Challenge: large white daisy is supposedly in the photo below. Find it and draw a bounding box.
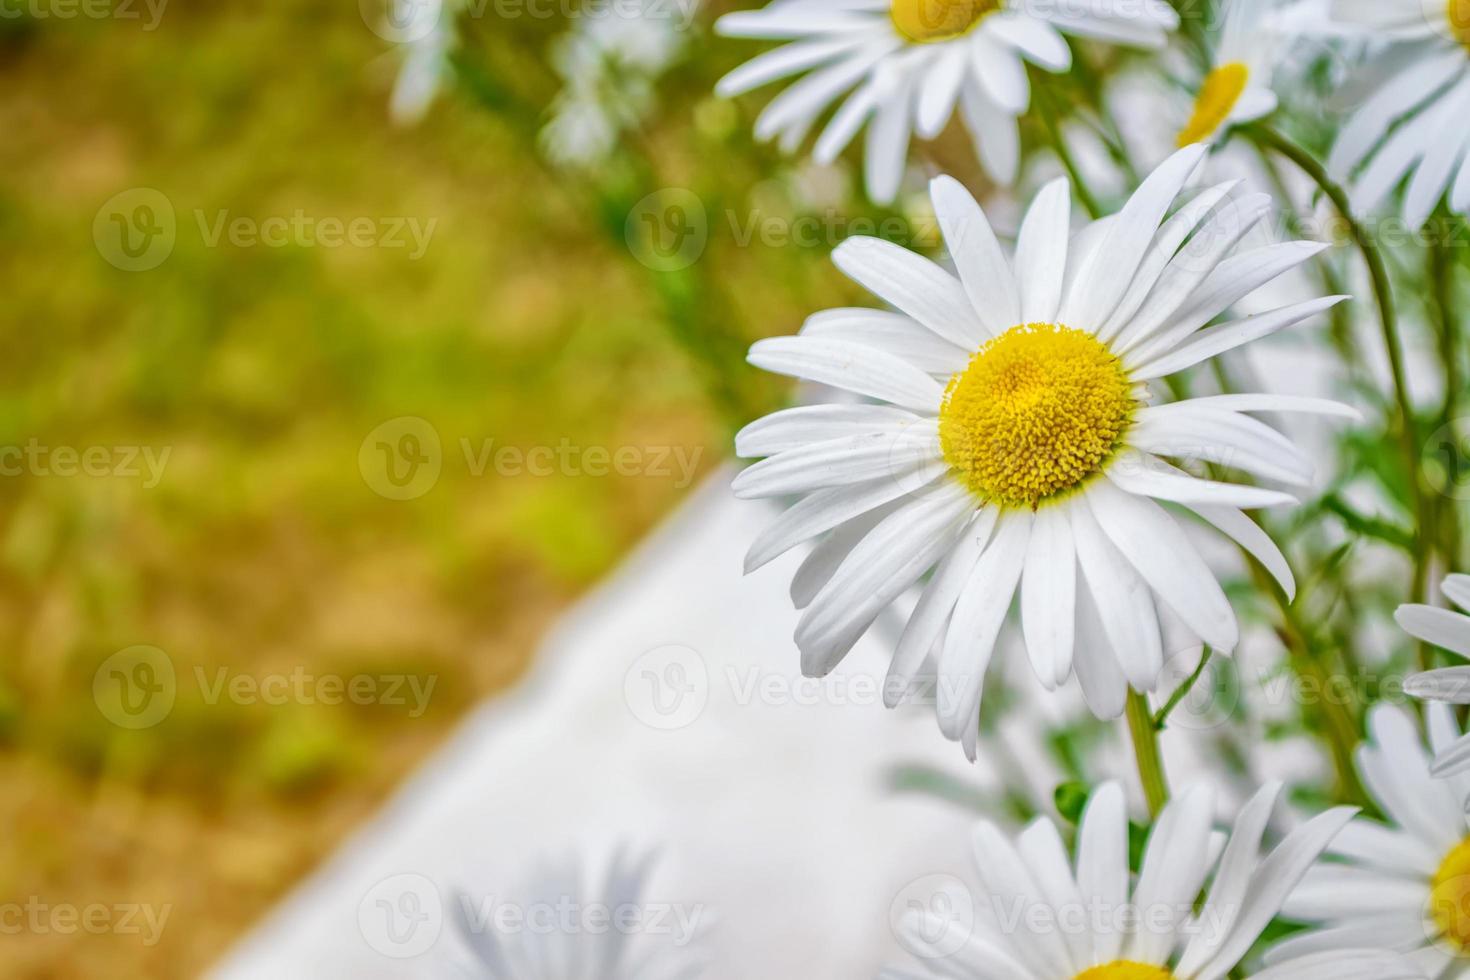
[1398,573,1470,777]
[1270,703,1470,978]
[882,780,1417,980]
[714,0,1179,204]
[1326,0,1470,227]
[734,144,1352,756]
[1176,0,1281,147]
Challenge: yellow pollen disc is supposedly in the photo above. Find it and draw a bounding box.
[1074,962,1174,980]
[1450,0,1470,50]
[1177,62,1250,147]
[938,323,1135,509]
[891,0,1000,43]
[1431,837,1470,950]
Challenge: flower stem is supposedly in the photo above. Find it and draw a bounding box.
[1246,124,1432,653]
[1126,689,1169,819]
[1037,83,1103,219]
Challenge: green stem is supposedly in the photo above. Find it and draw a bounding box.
[1126,690,1169,818]
[1247,123,1432,658]
[1037,83,1103,219]
[1432,229,1463,572]
[1154,647,1212,728]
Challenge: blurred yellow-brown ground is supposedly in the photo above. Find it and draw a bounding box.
[0,0,881,975]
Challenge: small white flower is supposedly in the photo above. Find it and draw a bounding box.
[715,0,1179,204]
[735,145,1353,756]
[1271,703,1470,977]
[1399,573,1470,777]
[452,850,703,979]
[1325,0,1470,226]
[883,780,1416,980]
[1176,0,1281,147]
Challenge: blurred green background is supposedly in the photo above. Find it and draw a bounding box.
[0,0,882,974]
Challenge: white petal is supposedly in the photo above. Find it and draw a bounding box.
[1089,476,1239,652]
[929,175,1020,336]
[1071,498,1164,690]
[1395,603,1470,658]
[1128,296,1350,380]
[736,402,923,457]
[796,482,973,675]
[832,236,987,348]
[886,507,999,706]
[1013,176,1072,324]
[1075,781,1129,965]
[1021,504,1077,689]
[936,512,1030,738]
[748,335,946,412]
[1066,144,1207,329]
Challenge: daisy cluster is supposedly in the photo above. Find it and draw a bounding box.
[394,0,1470,975]
[716,0,1470,976]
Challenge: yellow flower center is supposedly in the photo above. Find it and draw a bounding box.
[1075,963,1174,980]
[1451,0,1470,50]
[938,323,1136,509]
[1178,62,1250,147]
[890,0,1000,43]
[1431,837,1470,951]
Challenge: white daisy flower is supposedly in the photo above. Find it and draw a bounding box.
[452,849,703,979]
[1398,573,1470,777]
[1270,703,1470,977]
[734,144,1352,756]
[1176,0,1281,147]
[1326,0,1470,227]
[883,780,1417,980]
[714,0,1180,204]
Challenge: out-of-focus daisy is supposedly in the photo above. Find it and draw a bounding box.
[1399,573,1470,776]
[385,0,461,125]
[453,849,704,979]
[1177,0,1281,146]
[1326,0,1470,226]
[735,145,1352,755]
[540,0,697,169]
[714,0,1179,204]
[1271,703,1470,976]
[883,780,1414,980]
